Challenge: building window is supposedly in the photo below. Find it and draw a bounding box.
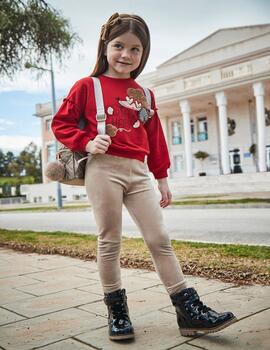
[47,144,55,162]
[45,119,51,132]
[191,119,195,142]
[172,121,182,145]
[173,154,184,172]
[197,117,208,141]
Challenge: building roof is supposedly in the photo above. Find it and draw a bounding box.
[158,24,270,68]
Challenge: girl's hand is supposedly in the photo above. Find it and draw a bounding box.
[157,178,172,208]
[85,135,112,154]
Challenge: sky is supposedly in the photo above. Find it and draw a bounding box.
[1,0,270,154]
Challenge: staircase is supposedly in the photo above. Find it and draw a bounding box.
[168,172,270,197]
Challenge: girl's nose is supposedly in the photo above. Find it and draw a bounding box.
[121,49,131,58]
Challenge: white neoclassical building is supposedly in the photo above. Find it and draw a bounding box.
[138,24,270,179]
[22,24,270,203]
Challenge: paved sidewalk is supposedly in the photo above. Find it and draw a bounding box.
[0,248,269,350]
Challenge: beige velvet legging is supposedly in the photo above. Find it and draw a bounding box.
[85,154,187,296]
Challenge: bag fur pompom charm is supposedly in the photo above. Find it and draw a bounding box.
[45,162,65,181]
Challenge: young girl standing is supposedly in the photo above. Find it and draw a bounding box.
[52,12,237,341]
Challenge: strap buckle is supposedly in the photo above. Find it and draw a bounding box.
[96,113,106,122]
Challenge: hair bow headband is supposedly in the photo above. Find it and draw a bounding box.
[100,13,123,41]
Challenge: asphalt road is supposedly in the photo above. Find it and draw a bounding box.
[1,207,269,245]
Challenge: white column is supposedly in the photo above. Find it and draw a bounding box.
[179,100,193,177]
[160,116,169,144]
[253,82,266,172]
[215,91,230,174]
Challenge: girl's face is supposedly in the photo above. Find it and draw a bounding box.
[104,32,143,78]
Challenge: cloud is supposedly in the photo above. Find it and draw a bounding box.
[0,135,41,154]
[0,118,15,126]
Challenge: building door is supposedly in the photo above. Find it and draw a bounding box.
[229,148,243,173]
[266,145,270,171]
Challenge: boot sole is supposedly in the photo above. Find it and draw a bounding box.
[180,316,238,337]
[109,333,135,340]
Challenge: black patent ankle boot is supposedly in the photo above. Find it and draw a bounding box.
[170,287,237,337]
[104,288,135,340]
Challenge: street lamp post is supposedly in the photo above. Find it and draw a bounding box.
[25,55,63,209]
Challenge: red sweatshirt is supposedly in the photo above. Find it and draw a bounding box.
[51,75,170,179]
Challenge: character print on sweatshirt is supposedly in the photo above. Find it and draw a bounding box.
[105,88,155,137]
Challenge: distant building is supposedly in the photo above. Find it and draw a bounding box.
[27,24,270,203]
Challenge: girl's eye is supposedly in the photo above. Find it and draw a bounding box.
[132,47,140,52]
[114,44,122,49]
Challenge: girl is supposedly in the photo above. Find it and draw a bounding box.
[52,12,237,341]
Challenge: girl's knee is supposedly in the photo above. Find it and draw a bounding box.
[98,239,121,260]
[144,233,171,252]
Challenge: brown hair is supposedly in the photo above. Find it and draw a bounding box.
[90,13,150,79]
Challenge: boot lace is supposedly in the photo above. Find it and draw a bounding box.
[111,300,129,321]
[193,300,211,313]
[186,289,212,314]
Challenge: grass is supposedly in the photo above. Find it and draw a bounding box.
[0,228,269,286]
[0,204,91,212]
[172,198,270,206]
[0,198,269,212]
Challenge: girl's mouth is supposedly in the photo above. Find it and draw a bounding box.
[117,61,132,65]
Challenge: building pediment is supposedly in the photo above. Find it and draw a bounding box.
[158,24,270,69]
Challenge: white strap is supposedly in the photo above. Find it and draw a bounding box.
[92,77,106,135]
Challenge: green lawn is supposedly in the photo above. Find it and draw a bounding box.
[0,228,269,286]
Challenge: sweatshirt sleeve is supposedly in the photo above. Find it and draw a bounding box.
[144,89,171,179]
[51,78,92,152]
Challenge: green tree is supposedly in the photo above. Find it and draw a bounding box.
[0,150,6,176]
[4,142,42,182]
[19,142,42,182]
[0,0,81,78]
[7,158,24,177]
[0,150,16,176]
[12,142,42,181]
[0,146,40,196]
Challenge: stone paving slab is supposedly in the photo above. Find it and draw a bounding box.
[0,265,42,279]
[134,270,161,281]
[0,307,26,326]
[2,289,103,318]
[39,338,98,349]
[78,275,162,296]
[0,287,35,304]
[146,275,235,296]
[0,252,77,270]
[23,265,98,282]
[0,308,106,350]
[0,275,43,289]
[165,345,199,350]
[88,266,148,277]
[15,276,98,296]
